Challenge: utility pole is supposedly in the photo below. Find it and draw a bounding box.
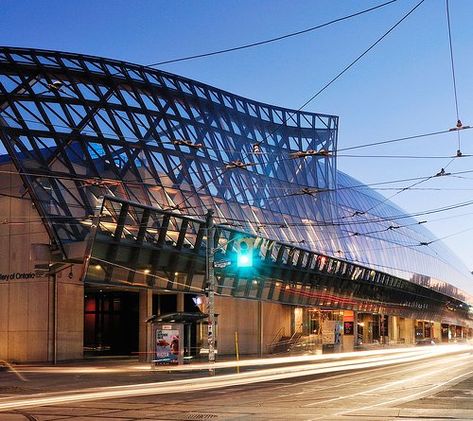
[205,209,216,368]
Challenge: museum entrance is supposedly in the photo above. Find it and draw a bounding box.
[84,288,207,357]
[84,289,139,356]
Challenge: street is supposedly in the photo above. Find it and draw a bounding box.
[0,346,472,420]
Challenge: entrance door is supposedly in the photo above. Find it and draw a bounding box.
[84,290,139,355]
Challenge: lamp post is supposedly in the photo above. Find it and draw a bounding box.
[205,209,216,368]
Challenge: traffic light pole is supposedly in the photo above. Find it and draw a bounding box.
[205,209,216,369]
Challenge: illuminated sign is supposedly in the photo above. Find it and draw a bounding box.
[154,323,184,365]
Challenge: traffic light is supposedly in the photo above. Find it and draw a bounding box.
[234,237,255,268]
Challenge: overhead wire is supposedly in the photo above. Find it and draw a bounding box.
[5,95,473,168]
[0,0,470,267]
[340,0,466,223]
[293,0,427,111]
[337,128,457,152]
[147,0,400,67]
[338,153,473,159]
[445,0,462,152]
[347,154,457,220]
[216,0,428,175]
[4,163,473,226]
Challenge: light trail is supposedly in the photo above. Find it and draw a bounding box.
[152,344,471,371]
[0,360,27,382]
[271,351,462,397]
[304,352,472,407]
[14,345,462,374]
[340,369,473,417]
[309,356,473,420]
[0,345,470,412]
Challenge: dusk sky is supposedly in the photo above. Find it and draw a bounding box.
[3,0,473,270]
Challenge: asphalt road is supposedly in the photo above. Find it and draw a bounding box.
[1,346,473,420]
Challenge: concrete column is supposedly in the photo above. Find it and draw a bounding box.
[257,301,263,357]
[380,313,385,344]
[353,311,358,346]
[47,274,55,363]
[55,265,84,361]
[177,293,184,313]
[408,319,413,343]
[432,322,441,342]
[389,316,399,343]
[399,317,416,344]
[139,289,153,362]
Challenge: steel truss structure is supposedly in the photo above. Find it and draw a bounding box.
[0,46,472,316]
[0,46,337,248]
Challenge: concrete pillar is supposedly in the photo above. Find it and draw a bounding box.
[401,318,415,344]
[399,317,415,344]
[389,316,399,343]
[380,313,385,344]
[432,322,441,342]
[139,289,153,362]
[47,274,56,363]
[257,301,263,357]
[177,293,184,313]
[353,311,358,346]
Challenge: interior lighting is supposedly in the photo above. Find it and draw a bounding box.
[143,269,150,274]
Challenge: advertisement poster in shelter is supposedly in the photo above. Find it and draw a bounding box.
[155,323,183,364]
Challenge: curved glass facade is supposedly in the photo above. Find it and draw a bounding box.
[335,172,473,301]
[0,46,472,307]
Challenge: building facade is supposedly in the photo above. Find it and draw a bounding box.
[0,47,472,362]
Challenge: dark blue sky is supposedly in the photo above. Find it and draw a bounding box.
[2,0,473,267]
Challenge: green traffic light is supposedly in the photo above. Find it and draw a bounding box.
[236,239,253,267]
[237,252,253,267]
